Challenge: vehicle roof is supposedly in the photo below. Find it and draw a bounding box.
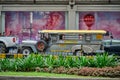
[39,30,106,34]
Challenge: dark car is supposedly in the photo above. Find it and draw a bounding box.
[103,39,120,56]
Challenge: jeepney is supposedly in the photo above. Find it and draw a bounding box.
[21,30,106,56]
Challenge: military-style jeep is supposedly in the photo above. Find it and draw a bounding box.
[0,36,18,53]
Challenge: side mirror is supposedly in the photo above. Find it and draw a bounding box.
[110,35,113,39]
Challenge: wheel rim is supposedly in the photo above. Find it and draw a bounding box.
[37,42,45,51]
[23,49,30,55]
[0,47,2,53]
[76,51,83,56]
[0,44,6,53]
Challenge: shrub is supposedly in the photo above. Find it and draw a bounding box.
[0,53,119,77]
[93,53,117,68]
[52,66,67,74]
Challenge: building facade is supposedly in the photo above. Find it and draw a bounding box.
[0,0,120,40]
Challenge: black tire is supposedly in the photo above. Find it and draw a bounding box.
[22,47,32,55]
[36,40,47,52]
[0,43,6,53]
[73,49,83,56]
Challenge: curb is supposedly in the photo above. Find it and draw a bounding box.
[0,76,119,80]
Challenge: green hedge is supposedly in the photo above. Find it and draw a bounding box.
[0,53,119,72]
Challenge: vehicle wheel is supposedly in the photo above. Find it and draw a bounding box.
[22,47,32,55]
[0,43,6,53]
[73,49,83,56]
[36,40,47,52]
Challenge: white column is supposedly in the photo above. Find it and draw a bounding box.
[0,10,2,33]
[65,11,68,29]
[67,5,77,30]
[1,12,5,34]
[76,11,79,30]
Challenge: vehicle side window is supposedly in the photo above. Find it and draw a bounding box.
[104,42,110,45]
[59,34,64,40]
[112,42,120,45]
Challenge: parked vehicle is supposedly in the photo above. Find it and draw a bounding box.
[20,30,106,56]
[20,39,38,55]
[103,39,120,55]
[0,36,18,53]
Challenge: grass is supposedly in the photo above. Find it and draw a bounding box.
[0,72,110,79]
